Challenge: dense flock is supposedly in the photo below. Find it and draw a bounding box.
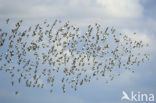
[0,19,150,95]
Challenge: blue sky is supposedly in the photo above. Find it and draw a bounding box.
[0,0,156,103]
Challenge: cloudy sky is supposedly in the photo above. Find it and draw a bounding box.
[0,0,156,103]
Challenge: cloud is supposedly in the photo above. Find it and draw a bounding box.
[0,0,143,19]
[96,0,143,18]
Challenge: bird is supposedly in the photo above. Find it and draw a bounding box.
[15,91,18,95]
[6,18,10,24]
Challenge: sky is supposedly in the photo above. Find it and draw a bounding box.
[0,0,156,103]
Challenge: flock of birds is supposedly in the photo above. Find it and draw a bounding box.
[0,19,150,95]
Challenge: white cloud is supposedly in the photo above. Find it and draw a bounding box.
[96,0,143,18]
[69,0,91,7]
[0,0,143,19]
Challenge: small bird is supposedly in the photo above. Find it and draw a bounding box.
[15,91,18,95]
[6,18,10,24]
